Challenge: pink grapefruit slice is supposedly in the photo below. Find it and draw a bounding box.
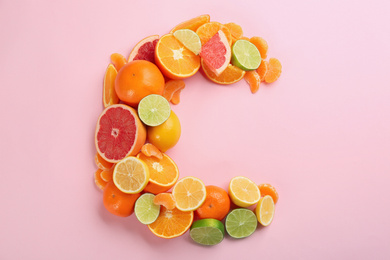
[128,35,159,63]
[199,30,231,76]
[95,104,146,163]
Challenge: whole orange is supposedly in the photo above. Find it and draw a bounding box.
[195,185,230,221]
[103,180,140,217]
[115,60,165,107]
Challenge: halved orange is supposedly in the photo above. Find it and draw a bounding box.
[196,22,232,45]
[169,14,210,33]
[155,34,200,79]
[201,59,245,85]
[244,70,261,94]
[102,64,119,108]
[172,176,206,211]
[136,152,179,194]
[148,207,193,239]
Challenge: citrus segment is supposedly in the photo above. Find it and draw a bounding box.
[190,219,225,246]
[195,185,230,221]
[172,176,206,211]
[100,166,114,182]
[128,35,159,63]
[264,58,282,83]
[195,22,232,46]
[250,37,268,59]
[240,36,250,41]
[201,60,245,85]
[94,169,107,191]
[137,153,179,194]
[95,104,146,163]
[148,207,194,239]
[95,152,114,170]
[140,143,163,160]
[224,22,243,44]
[155,34,200,79]
[138,94,171,127]
[163,79,186,104]
[255,195,275,226]
[199,30,231,76]
[256,60,268,81]
[147,110,181,152]
[173,29,202,55]
[103,180,140,217]
[244,70,261,94]
[134,193,160,225]
[258,183,279,204]
[103,64,119,108]
[228,176,261,207]
[231,40,261,71]
[170,14,210,33]
[110,53,127,72]
[153,193,176,210]
[170,90,182,105]
[225,208,258,238]
[113,156,149,194]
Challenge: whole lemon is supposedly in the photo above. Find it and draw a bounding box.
[147,110,181,152]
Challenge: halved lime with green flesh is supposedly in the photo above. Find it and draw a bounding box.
[173,29,202,55]
[138,94,171,127]
[190,219,225,246]
[225,208,257,238]
[231,40,261,71]
[134,193,160,224]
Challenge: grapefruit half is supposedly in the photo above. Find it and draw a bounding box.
[95,104,146,163]
[128,35,159,63]
[199,30,231,76]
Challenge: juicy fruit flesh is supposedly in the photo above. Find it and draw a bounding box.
[135,193,160,225]
[172,177,206,211]
[225,208,258,238]
[96,106,136,161]
[133,39,158,63]
[232,40,261,70]
[113,157,149,193]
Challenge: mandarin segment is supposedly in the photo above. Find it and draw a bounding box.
[256,60,269,81]
[94,169,107,191]
[153,193,176,210]
[163,79,186,104]
[141,143,163,160]
[95,152,114,170]
[103,64,119,108]
[169,14,210,33]
[110,53,127,72]
[100,166,114,182]
[250,37,268,59]
[170,90,182,105]
[244,70,261,94]
[195,22,232,46]
[264,58,282,83]
[224,23,243,44]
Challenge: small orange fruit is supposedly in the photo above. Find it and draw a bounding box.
[195,185,230,221]
[114,60,165,107]
[103,180,140,217]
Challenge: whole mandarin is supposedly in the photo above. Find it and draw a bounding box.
[103,180,140,217]
[195,185,230,221]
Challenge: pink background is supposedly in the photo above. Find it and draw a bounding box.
[1,0,389,259]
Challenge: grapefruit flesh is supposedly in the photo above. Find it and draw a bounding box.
[199,30,231,76]
[128,35,159,63]
[95,104,146,163]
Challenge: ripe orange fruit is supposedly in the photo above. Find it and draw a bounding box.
[103,181,141,217]
[244,70,261,94]
[201,59,245,85]
[136,152,179,194]
[155,34,200,79]
[258,183,279,204]
[195,185,231,221]
[264,58,282,83]
[169,14,210,33]
[114,60,165,107]
[102,64,119,108]
[148,207,193,239]
[195,22,232,46]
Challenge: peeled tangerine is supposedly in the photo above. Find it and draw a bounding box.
[199,30,231,76]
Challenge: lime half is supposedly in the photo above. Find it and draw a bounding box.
[134,193,160,224]
[225,208,257,238]
[138,94,171,127]
[173,29,202,55]
[231,40,261,71]
[190,219,225,246]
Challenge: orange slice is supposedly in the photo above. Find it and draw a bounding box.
[95,152,114,170]
[155,34,200,79]
[244,70,261,94]
[148,207,193,239]
[141,143,163,160]
[169,14,210,33]
[196,22,232,46]
[153,193,176,210]
[201,59,245,85]
[258,183,279,204]
[102,64,119,108]
[256,60,269,81]
[110,53,127,72]
[224,22,243,44]
[250,37,268,59]
[163,79,185,104]
[94,169,107,191]
[265,58,282,83]
[172,176,206,211]
[136,153,179,194]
